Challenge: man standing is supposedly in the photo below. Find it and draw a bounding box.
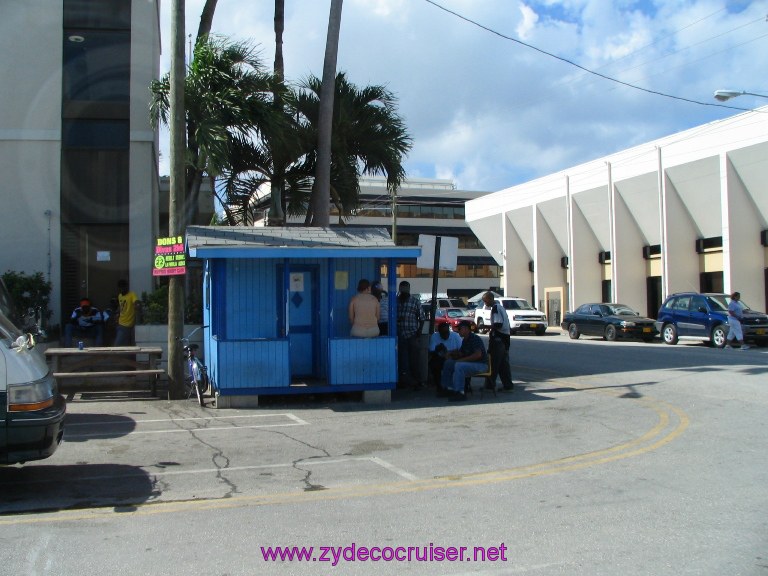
[114,279,141,346]
[396,280,424,388]
[439,320,488,402]
[481,291,514,391]
[725,291,750,350]
[428,322,462,390]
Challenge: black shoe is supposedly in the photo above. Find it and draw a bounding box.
[502,384,514,391]
[448,391,467,402]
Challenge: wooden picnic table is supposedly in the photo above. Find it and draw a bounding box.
[45,346,164,396]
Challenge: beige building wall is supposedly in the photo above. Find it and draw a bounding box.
[466,106,768,319]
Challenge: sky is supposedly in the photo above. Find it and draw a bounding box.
[158,0,768,193]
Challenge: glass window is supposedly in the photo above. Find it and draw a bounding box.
[64,0,131,29]
[62,119,129,149]
[63,30,130,102]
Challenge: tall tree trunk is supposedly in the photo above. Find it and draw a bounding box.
[268,0,286,226]
[310,0,343,227]
[196,0,218,40]
[168,0,186,399]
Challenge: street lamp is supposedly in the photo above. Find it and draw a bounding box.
[713,89,768,102]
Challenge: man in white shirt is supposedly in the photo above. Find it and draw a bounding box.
[429,322,462,391]
[481,291,514,391]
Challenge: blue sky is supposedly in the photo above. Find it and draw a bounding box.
[159,0,768,192]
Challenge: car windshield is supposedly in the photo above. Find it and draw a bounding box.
[707,294,749,312]
[503,299,535,311]
[446,308,467,318]
[607,304,639,316]
[0,311,22,345]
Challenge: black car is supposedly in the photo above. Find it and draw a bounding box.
[655,292,768,347]
[561,303,657,342]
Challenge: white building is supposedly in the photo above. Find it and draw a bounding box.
[466,107,768,324]
[1,0,161,324]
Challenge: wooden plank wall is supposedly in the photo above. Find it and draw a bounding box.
[329,337,397,385]
[217,339,290,389]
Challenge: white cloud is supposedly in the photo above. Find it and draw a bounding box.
[158,0,768,192]
[516,4,539,40]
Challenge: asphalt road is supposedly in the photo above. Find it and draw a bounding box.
[2,332,767,575]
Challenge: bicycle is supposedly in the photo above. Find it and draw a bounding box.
[179,326,210,407]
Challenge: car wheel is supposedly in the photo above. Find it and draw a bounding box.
[568,323,580,339]
[535,326,547,336]
[662,323,678,345]
[605,324,618,342]
[710,325,727,348]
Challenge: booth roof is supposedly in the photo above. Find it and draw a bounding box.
[186,225,421,259]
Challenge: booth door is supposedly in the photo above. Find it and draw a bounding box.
[286,266,319,378]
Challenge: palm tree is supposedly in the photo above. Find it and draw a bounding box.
[292,72,412,225]
[310,0,344,227]
[150,36,288,228]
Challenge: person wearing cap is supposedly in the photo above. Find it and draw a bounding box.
[396,280,425,387]
[371,281,389,336]
[439,320,487,401]
[63,297,104,347]
[428,321,462,390]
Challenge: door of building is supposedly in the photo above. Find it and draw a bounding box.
[60,224,129,324]
[285,266,319,378]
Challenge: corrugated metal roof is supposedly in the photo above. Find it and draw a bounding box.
[187,225,395,248]
[186,226,421,259]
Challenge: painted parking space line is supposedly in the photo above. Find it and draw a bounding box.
[0,390,689,525]
[64,412,309,439]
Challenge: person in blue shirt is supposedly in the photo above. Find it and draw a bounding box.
[428,322,462,389]
[439,320,487,401]
[725,291,749,350]
[63,297,104,347]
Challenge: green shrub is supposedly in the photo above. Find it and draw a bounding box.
[1,270,52,326]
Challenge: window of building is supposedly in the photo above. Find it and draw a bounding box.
[63,30,131,102]
[64,0,131,29]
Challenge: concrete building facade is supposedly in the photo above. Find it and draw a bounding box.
[1,0,161,325]
[466,107,768,325]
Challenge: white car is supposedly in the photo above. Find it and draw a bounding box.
[474,297,548,336]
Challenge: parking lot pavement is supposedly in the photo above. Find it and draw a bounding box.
[1,372,685,517]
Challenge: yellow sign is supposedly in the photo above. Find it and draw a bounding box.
[153,236,186,276]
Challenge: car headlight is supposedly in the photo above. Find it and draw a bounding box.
[8,375,55,412]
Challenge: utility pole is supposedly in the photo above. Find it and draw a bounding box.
[167,0,186,399]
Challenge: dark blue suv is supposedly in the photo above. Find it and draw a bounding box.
[656,292,768,347]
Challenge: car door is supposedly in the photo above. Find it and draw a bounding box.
[687,295,710,338]
[671,295,693,336]
[582,304,603,336]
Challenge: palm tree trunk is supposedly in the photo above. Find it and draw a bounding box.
[268,0,286,226]
[196,0,218,40]
[310,0,343,227]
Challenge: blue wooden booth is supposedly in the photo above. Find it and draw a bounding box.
[186,226,420,406]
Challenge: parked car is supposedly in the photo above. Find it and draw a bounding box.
[0,279,66,465]
[434,308,477,332]
[474,297,548,335]
[561,303,657,342]
[655,292,768,347]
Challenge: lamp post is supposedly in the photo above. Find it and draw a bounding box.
[713,89,768,102]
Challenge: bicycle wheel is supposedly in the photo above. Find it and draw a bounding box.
[190,358,206,406]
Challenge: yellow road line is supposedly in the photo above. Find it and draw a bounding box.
[0,387,688,526]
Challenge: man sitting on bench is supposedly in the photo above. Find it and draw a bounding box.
[64,298,104,347]
[439,320,488,402]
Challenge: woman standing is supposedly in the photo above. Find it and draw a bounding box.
[349,279,380,338]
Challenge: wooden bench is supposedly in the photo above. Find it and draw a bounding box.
[45,346,164,396]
